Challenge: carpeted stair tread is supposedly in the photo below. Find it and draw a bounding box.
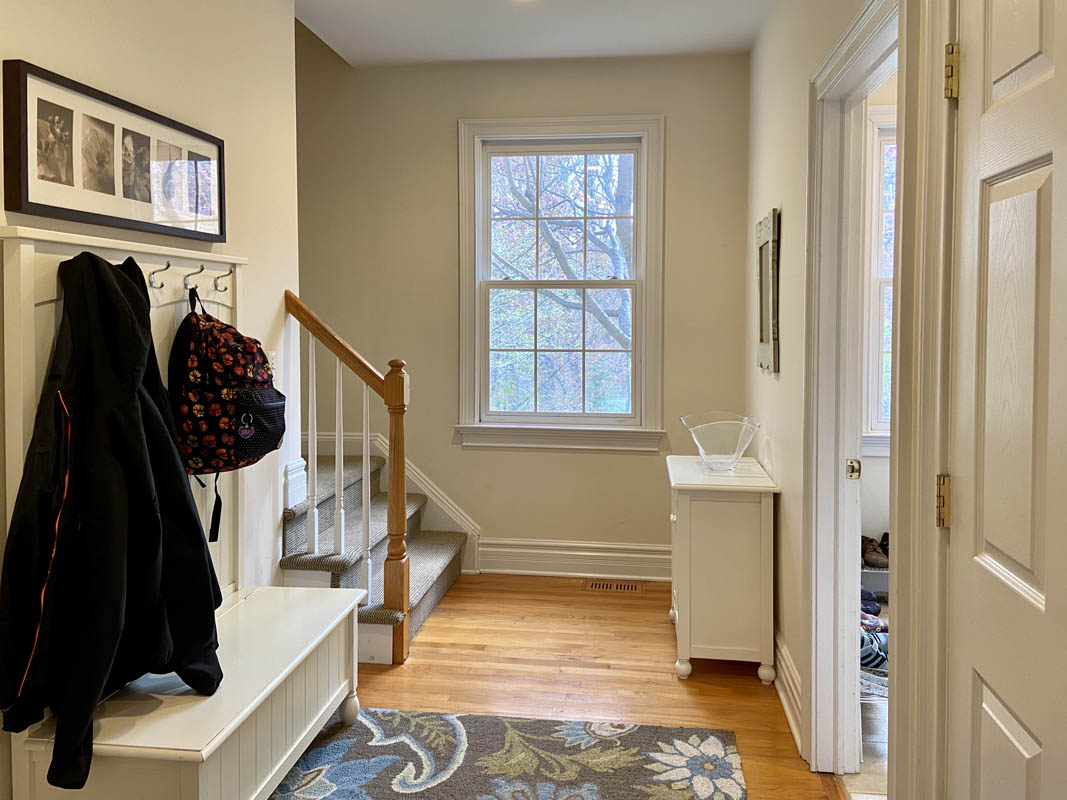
[280,492,426,573]
[357,531,466,627]
[283,455,384,524]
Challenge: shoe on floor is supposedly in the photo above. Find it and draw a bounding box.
[860,629,889,670]
[879,531,889,558]
[861,611,888,633]
[862,536,889,568]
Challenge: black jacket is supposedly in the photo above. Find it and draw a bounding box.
[0,252,223,789]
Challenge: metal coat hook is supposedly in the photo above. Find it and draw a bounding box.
[214,266,234,293]
[183,264,205,289]
[148,261,172,289]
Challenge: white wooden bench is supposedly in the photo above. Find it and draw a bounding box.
[10,586,365,800]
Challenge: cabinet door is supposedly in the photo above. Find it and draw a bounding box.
[688,494,762,661]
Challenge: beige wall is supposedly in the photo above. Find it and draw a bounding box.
[296,25,751,549]
[869,70,899,106]
[0,3,301,791]
[745,0,868,744]
[862,455,891,538]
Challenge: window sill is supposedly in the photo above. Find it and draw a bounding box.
[862,433,890,457]
[455,423,665,452]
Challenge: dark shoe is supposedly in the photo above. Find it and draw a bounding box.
[861,587,882,616]
[879,531,889,558]
[862,536,889,568]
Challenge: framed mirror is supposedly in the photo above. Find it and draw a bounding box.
[756,208,780,372]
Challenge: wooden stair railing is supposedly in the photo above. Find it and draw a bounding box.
[284,290,412,663]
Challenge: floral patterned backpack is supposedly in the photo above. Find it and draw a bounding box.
[168,288,286,540]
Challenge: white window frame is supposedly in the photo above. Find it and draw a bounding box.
[862,105,896,457]
[456,116,665,451]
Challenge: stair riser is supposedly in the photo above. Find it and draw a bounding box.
[282,468,380,555]
[332,509,424,588]
[408,548,462,637]
[312,468,381,534]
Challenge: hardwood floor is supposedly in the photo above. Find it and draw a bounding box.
[360,574,839,800]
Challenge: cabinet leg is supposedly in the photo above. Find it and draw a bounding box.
[758,664,776,685]
[340,692,361,725]
[675,659,692,679]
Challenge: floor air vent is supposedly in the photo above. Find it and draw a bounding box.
[583,579,645,594]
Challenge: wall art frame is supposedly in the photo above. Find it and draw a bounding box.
[756,207,780,372]
[3,60,226,242]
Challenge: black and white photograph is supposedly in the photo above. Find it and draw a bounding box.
[81,114,114,195]
[36,98,73,185]
[121,127,151,203]
[3,60,226,241]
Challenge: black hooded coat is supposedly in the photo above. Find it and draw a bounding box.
[0,252,223,789]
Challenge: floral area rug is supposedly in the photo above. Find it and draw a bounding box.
[271,709,747,800]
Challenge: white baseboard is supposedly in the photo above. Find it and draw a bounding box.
[479,538,670,581]
[301,431,482,572]
[284,458,307,508]
[775,632,804,760]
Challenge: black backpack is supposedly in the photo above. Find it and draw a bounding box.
[168,288,285,539]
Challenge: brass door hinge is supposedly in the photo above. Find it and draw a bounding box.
[945,43,960,99]
[936,474,951,527]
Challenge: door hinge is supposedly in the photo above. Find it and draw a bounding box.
[945,43,960,99]
[936,474,951,527]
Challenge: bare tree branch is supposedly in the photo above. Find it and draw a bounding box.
[494,155,632,350]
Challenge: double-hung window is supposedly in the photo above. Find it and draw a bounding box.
[457,118,664,450]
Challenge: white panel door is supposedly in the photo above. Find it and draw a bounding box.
[949,0,1066,796]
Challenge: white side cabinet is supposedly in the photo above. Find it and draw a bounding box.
[667,456,779,684]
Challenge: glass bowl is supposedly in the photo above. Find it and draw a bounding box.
[680,411,761,472]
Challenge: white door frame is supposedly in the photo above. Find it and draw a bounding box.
[804,0,957,790]
[803,0,898,774]
[890,0,955,796]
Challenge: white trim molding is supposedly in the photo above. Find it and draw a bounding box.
[774,633,804,758]
[455,424,664,452]
[478,538,670,581]
[457,116,665,450]
[302,432,482,572]
[804,0,898,775]
[284,458,308,508]
[891,0,954,796]
[862,432,891,457]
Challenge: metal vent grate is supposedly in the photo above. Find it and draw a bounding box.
[583,579,645,594]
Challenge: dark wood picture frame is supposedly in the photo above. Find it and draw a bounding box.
[756,207,780,372]
[3,60,226,242]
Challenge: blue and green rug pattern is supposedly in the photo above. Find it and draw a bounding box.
[271,709,746,800]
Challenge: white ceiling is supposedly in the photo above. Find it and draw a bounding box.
[296,0,775,66]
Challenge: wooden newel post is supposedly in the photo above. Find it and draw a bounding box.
[383,359,411,663]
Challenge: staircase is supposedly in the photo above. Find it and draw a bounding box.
[279,454,465,647]
[280,290,468,664]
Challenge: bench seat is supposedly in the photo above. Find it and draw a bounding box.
[12,586,365,800]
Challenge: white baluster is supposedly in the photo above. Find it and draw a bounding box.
[306,337,319,555]
[334,358,345,553]
[361,383,371,603]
